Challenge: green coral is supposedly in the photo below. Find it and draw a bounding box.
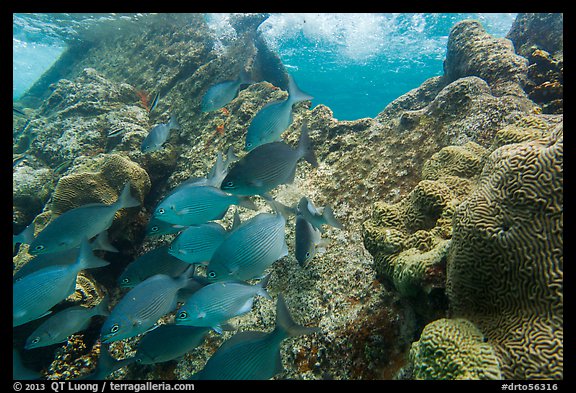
[446,124,563,379]
[362,145,484,299]
[409,318,502,380]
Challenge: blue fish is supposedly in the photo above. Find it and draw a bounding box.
[206,203,288,282]
[141,116,180,153]
[245,74,313,151]
[168,222,228,265]
[15,231,117,282]
[145,216,189,237]
[101,267,195,343]
[118,245,191,288]
[201,71,253,112]
[25,296,109,350]
[28,182,139,255]
[175,274,272,333]
[221,121,318,197]
[135,324,210,364]
[153,185,256,226]
[191,294,320,380]
[13,238,110,327]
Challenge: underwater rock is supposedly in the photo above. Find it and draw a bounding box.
[507,13,563,59]
[409,318,502,380]
[444,20,529,99]
[13,158,56,229]
[446,121,563,379]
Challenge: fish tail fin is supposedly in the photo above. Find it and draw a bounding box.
[115,182,140,210]
[168,115,180,130]
[322,206,344,230]
[237,196,258,211]
[91,231,119,253]
[94,294,110,317]
[257,273,273,300]
[76,238,110,271]
[287,74,313,104]
[275,294,320,339]
[262,194,297,219]
[224,145,239,167]
[297,120,319,168]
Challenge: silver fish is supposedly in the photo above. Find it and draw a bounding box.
[168,222,228,265]
[28,182,139,255]
[221,121,318,196]
[294,215,322,267]
[118,245,191,288]
[135,324,210,364]
[206,205,288,282]
[100,267,195,343]
[154,185,256,226]
[141,116,180,153]
[175,274,272,333]
[245,74,313,151]
[25,296,109,350]
[15,231,117,282]
[297,196,343,233]
[191,294,319,380]
[13,238,110,327]
[201,71,252,112]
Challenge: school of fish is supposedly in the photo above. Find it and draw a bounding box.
[13,71,343,380]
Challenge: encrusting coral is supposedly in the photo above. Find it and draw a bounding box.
[362,142,488,300]
[409,318,502,380]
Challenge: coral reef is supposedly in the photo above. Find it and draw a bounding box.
[13,14,563,381]
[49,153,150,216]
[446,122,563,379]
[409,318,502,380]
[362,142,487,314]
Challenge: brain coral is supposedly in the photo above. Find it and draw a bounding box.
[446,124,563,379]
[363,142,487,300]
[50,153,150,216]
[409,318,502,380]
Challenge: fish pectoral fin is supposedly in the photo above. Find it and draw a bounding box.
[212,325,223,334]
[132,319,143,327]
[197,311,206,319]
[249,179,264,188]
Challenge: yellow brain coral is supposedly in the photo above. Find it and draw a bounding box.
[409,318,502,380]
[446,125,563,379]
[363,143,487,299]
[50,153,150,216]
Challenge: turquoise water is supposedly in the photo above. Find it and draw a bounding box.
[13,13,516,119]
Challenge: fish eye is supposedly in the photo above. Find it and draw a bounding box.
[158,208,165,215]
[110,324,119,333]
[151,226,159,232]
[32,337,40,344]
[305,252,311,258]
[122,278,130,284]
[226,181,234,188]
[246,142,252,148]
[178,311,188,319]
[208,271,217,278]
[34,245,45,251]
